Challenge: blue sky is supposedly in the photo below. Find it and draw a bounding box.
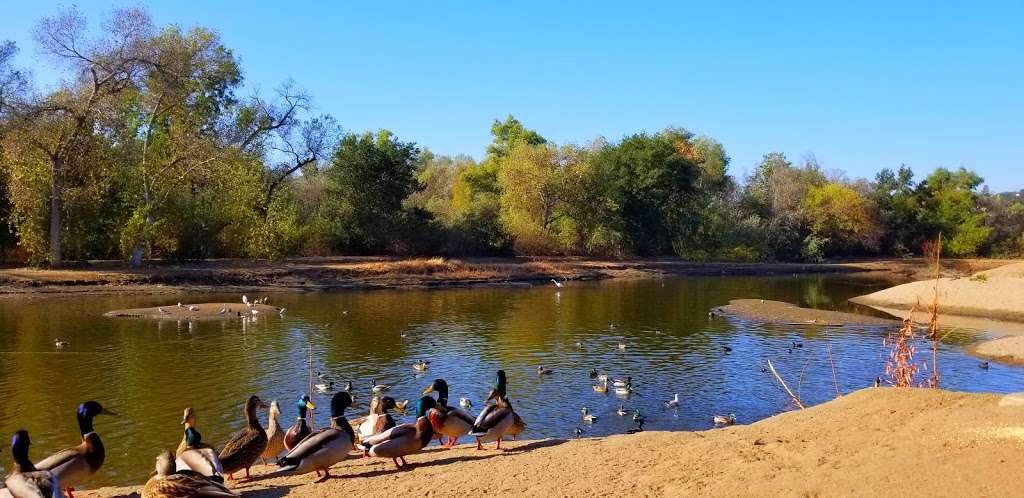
[3,1,1022,190]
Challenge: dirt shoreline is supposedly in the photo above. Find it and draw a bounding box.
[0,256,1009,297]
[715,299,898,326]
[75,388,1024,498]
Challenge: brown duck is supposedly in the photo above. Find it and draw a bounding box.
[217,396,268,480]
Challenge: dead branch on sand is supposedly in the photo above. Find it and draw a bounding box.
[767,359,805,409]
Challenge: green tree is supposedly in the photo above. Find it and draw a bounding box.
[804,182,879,255]
[916,167,991,256]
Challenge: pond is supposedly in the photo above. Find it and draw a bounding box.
[0,274,1019,487]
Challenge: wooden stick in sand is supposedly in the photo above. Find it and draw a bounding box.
[767,359,805,409]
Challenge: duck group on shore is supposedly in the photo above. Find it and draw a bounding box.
[0,370,525,497]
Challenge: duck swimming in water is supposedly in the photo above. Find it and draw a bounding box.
[34,401,115,498]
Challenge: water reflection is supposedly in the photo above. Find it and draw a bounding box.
[0,275,1019,487]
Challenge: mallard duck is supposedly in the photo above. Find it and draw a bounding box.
[614,378,633,395]
[4,430,63,498]
[597,373,609,382]
[283,396,315,451]
[314,382,334,393]
[54,339,69,349]
[142,450,236,498]
[713,414,736,426]
[422,379,476,448]
[581,407,597,424]
[469,370,517,450]
[612,377,631,388]
[261,401,285,464]
[459,398,472,410]
[174,408,224,481]
[593,378,609,393]
[217,396,269,480]
[617,342,627,351]
[360,396,438,468]
[34,401,115,498]
[664,394,680,408]
[272,391,357,482]
[350,396,397,444]
[393,399,410,414]
[616,404,628,416]
[588,368,598,378]
[536,366,553,376]
[413,360,430,372]
[370,379,390,394]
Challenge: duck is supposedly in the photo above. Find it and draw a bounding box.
[506,412,526,441]
[422,379,476,448]
[980,361,990,370]
[261,401,285,464]
[283,396,315,451]
[175,408,224,481]
[159,307,171,315]
[54,339,69,349]
[393,399,410,414]
[723,346,733,353]
[576,342,585,349]
[217,396,269,480]
[551,279,564,288]
[713,414,737,426]
[615,382,633,395]
[469,370,518,450]
[616,404,628,416]
[188,305,200,313]
[617,342,627,351]
[536,366,553,376]
[360,396,438,468]
[241,295,249,305]
[593,378,609,394]
[588,368,598,378]
[4,430,63,498]
[142,450,236,498]
[34,401,115,498]
[596,373,609,382]
[574,427,583,439]
[350,396,398,445]
[413,360,430,372]
[664,393,680,408]
[370,379,390,394]
[459,398,472,410]
[581,407,597,424]
[314,382,334,393]
[272,391,357,482]
[612,377,631,388]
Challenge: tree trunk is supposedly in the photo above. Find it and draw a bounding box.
[49,159,63,266]
[128,210,153,268]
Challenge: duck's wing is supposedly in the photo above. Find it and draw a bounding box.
[276,427,353,474]
[361,423,414,447]
[34,444,92,488]
[33,445,81,471]
[4,471,64,498]
[448,406,476,426]
[280,427,350,462]
[157,473,238,497]
[473,404,513,432]
[217,428,266,472]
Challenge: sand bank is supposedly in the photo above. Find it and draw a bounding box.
[104,302,282,320]
[714,299,897,326]
[76,388,1024,497]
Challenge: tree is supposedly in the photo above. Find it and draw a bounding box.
[744,153,826,260]
[497,142,581,253]
[326,130,421,253]
[804,182,879,255]
[872,165,920,254]
[916,167,991,256]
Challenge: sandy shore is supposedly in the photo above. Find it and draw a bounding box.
[76,388,1024,497]
[714,299,897,326]
[852,262,1024,364]
[0,257,1010,297]
[103,302,282,320]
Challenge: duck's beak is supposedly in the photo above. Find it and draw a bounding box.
[422,385,435,395]
[101,408,120,417]
[305,401,316,410]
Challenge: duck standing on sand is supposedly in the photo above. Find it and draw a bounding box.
[175,408,224,481]
[360,396,438,469]
[273,391,357,482]
[217,396,268,480]
[350,396,398,445]
[422,378,476,448]
[284,396,315,451]
[469,370,518,450]
[4,430,63,498]
[261,401,285,464]
[34,401,115,498]
[142,450,236,498]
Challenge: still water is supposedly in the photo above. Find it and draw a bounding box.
[0,275,1019,487]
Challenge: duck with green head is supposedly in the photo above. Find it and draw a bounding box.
[142,450,236,498]
[272,391,357,482]
[174,407,224,482]
[217,396,268,480]
[469,370,517,450]
[422,378,476,448]
[34,401,115,498]
[4,430,64,498]
[283,395,315,451]
[359,396,438,469]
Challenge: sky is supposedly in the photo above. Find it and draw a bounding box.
[2,1,1022,190]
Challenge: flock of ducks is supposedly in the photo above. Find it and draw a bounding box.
[0,371,526,498]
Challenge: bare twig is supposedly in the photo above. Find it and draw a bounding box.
[826,340,841,398]
[767,359,805,409]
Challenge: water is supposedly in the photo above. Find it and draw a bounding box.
[0,275,1019,487]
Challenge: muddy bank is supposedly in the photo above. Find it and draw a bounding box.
[714,299,897,327]
[77,388,1024,498]
[0,257,1010,297]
